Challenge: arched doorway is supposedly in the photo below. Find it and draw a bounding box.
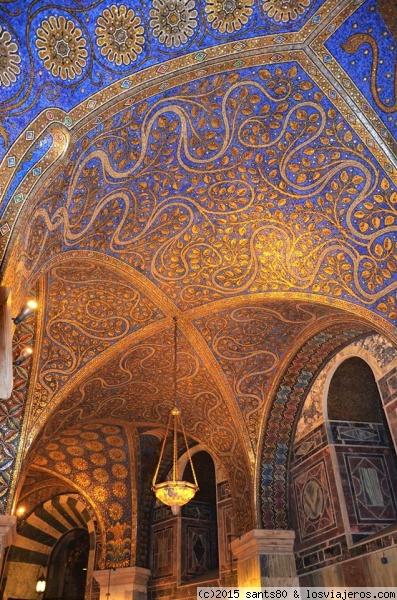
[45,528,89,600]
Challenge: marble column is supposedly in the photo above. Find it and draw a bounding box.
[93,566,151,600]
[231,529,298,587]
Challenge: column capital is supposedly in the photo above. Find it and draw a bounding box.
[231,529,295,561]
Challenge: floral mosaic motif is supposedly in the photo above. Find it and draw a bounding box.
[36,15,88,80]
[262,0,311,22]
[205,0,254,33]
[150,0,198,48]
[0,26,21,87]
[96,5,145,66]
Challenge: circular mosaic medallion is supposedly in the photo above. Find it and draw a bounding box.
[96,4,145,65]
[86,441,104,452]
[91,453,107,466]
[49,450,66,461]
[80,431,99,440]
[94,467,109,483]
[57,461,72,475]
[36,15,88,80]
[112,481,127,499]
[112,463,128,479]
[72,457,89,471]
[205,0,254,33]
[93,485,108,502]
[109,448,126,462]
[262,0,311,22]
[67,445,84,457]
[108,501,123,521]
[82,423,103,430]
[33,455,48,466]
[60,437,79,445]
[0,26,21,87]
[150,0,198,48]
[102,425,120,434]
[62,428,81,436]
[75,472,91,487]
[302,478,324,520]
[46,442,59,451]
[106,435,124,447]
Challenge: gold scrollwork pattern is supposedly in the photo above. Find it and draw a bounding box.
[17,66,397,320]
[194,302,343,449]
[33,261,162,412]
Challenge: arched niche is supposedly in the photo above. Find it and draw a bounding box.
[325,356,397,544]
[289,334,397,583]
[45,528,89,600]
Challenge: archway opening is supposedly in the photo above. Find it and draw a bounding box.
[44,528,89,600]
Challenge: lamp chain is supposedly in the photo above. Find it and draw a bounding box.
[173,316,178,481]
[152,315,199,497]
[181,417,198,487]
[173,316,178,408]
[151,411,172,487]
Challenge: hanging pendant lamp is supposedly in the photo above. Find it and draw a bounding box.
[152,317,199,516]
[35,566,46,593]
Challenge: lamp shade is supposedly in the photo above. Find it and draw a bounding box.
[153,480,198,515]
[36,573,46,593]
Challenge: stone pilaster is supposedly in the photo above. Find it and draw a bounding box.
[231,529,298,587]
[0,515,16,569]
[93,566,151,600]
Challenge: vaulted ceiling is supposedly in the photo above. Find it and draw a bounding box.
[0,0,396,555]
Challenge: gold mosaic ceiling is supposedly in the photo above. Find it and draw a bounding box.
[0,0,395,539]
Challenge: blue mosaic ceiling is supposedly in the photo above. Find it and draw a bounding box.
[1,0,396,535]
